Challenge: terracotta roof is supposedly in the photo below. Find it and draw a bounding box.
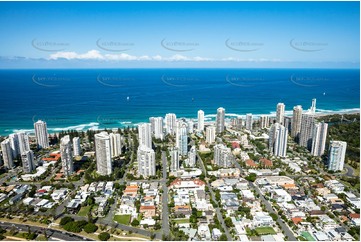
[175,205,191,210]
[140,206,156,210]
[349,213,360,219]
[245,159,257,167]
[282,183,297,189]
[259,158,273,167]
[292,217,303,224]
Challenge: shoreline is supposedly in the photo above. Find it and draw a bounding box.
[1,108,359,137]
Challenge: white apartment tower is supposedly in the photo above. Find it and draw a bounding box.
[311,122,328,157]
[291,105,303,139]
[216,107,225,133]
[206,126,216,144]
[21,150,35,173]
[246,113,253,131]
[60,135,74,177]
[1,139,14,169]
[299,113,315,149]
[276,103,285,124]
[260,115,270,129]
[176,122,188,156]
[214,144,232,167]
[165,113,177,135]
[327,141,347,172]
[73,137,81,156]
[34,120,49,149]
[197,110,205,132]
[170,147,180,172]
[95,132,113,176]
[269,123,288,157]
[138,123,152,149]
[137,145,156,177]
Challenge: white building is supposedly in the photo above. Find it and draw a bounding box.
[176,122,188,156]
[299,113,315,149]
[21,150,35,173]
[95,132,112,176]
[72,137,81,156]
[276,103,285,124]
[214,144,232,167]
[1,139,14,169]
[246,113,253,131]
[34,120,49,149]
[138,123,152,149]
[165,113,177,135]
[327,141,347,172]
[311,122,328,157]
[206,126,216,144]
[260,115,269,129]
[137,145,156,177]
[9,133,20,158]
[216,107,225,133]
[170,147,180,172]
[187,146,197,167]
[154,117,164,140]
[291,105,303,139]
[197,110,205,132]
[269,123,288,157]
[60,135,74,177]
[109,133,122,157]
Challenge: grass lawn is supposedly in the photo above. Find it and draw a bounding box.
[114,215,131,225]
[300,231,316,241]
[254,227,276,235]
[172,218,190,224]
[78,206,92,216]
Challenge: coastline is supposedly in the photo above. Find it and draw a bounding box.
[1,108,359,137]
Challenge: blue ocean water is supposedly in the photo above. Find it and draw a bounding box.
[0,68,359,136]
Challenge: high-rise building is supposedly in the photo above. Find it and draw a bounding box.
[60,135,74,177]
[311,122,328,157]
[176,122,188,156]
[95,132,113,176]
[9,134,20,158]
[299,113,315,149]
[137,145,155,177]
[34,120,49,149]
[260,115,270,129]
[246,113,253,131]
[138,123,152,149]
[1,139,14,169]
[232,117,243,130]
[216,107,225,133]
[187,120,194,134]
[170,148,180,172]
[206,126,216,144]
[187,146,197,167]
[153,117,164,140]
[149,117,156,134]
[73,137,81,156]
[309,98,316,113]
[109,133,122,157]
[197,110,205,132]
[327,141,347,172]
[214,144,232,167]
[21,150,35,173]
[284,117,292,131]
[291,105,303,139]
[276,103,285,124]
[17,132,30,155]
[165,113,177,135]
[269,123,288,157]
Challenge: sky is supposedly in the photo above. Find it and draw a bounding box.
[0,1,359,68]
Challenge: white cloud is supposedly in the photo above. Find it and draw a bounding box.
[48,50,280,63]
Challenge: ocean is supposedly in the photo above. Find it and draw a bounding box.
[0,68,359,136]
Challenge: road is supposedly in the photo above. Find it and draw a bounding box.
[0,221,93,241]
[161,151,170,238]
[232,160,297,241]
[196,153,232,241]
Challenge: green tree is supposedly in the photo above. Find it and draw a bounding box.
[219,234,227,241]
[131,219,140,227]
[98,232,110,241]
[83,223,98,233]
[60,216,74,226]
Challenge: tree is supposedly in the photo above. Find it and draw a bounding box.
[131,219,140,227]
[60,216,74,226]
[219,234,227,241]
[270,213,278,221]
[63,222,82,233]
[98,232,110,241]
[83,223,98,233]
[224,217,234,228]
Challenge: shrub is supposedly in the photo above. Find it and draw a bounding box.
[83,223,98,233]
[98,232,110,241]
